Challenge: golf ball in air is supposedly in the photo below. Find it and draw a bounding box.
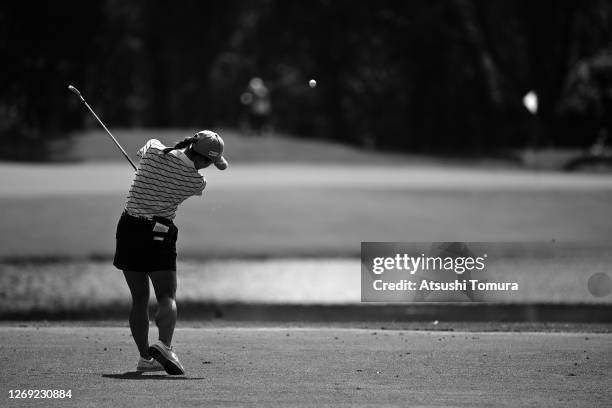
[309,79,317,88]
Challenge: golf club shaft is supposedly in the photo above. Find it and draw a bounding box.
[69,86,137,171]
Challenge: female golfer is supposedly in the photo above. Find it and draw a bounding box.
[113,130,228,375]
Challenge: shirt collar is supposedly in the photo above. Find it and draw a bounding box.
[171,149,197,169]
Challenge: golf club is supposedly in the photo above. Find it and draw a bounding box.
[68,85,137,171]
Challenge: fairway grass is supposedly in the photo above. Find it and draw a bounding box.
[1,186,611,259]
[52,128,417,164]
[1,159,611,311]
[2,151,612,261]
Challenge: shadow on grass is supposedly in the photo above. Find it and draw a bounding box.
[103,371,204,380]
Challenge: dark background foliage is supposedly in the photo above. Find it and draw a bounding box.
[1,0,611,153]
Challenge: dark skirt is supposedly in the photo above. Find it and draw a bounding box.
[113,211,178,272]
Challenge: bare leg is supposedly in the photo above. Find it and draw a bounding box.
[122,270,151,358]
[148,270,177,347]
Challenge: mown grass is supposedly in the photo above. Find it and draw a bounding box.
[1,130,609,311]
[49,127,535,168]
[1,187,611,260]
[51,128,409,164]
[2,129,610,260]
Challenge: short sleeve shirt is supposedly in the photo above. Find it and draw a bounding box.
[124,139,206,220]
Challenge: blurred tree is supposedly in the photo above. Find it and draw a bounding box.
[1,0,611,159]
[0,0,106,153]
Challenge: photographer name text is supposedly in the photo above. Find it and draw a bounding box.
[371,253,519,292]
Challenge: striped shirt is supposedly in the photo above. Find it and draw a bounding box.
[124,139,206,220]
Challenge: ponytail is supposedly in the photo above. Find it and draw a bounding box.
[163,135,198,154]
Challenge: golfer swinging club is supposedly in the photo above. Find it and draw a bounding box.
[113,130,228,375]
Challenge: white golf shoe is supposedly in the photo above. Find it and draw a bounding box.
[136,356,164,372]
[149,340,185,375]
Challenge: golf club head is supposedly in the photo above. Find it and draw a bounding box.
[68,85,82,97]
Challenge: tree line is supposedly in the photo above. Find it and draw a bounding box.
[1,0,611,155]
